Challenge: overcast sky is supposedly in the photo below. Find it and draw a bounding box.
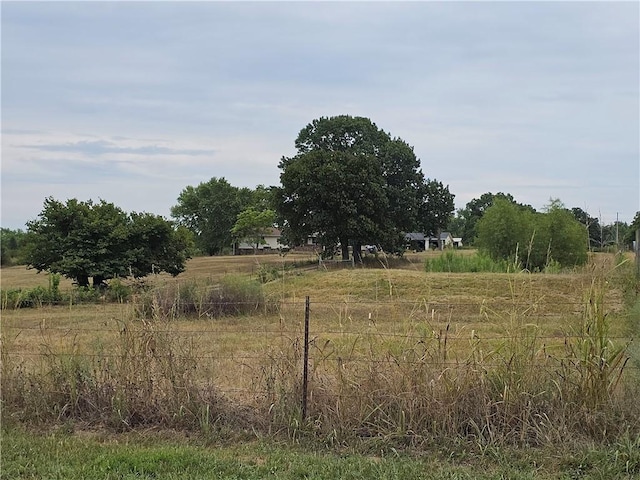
[2,1,639,231]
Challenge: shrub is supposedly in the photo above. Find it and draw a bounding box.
[135,275,273,319]
[105,278,132,303]
[425,251,515,273]
[67,286,103,305]
[1,273,63,309]
[476,198,588,270]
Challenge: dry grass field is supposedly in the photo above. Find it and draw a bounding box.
[2,251,633,401]
[1,252,640,452]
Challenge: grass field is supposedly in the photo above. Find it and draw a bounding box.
[2,251,639,478]
[4,426,640,480]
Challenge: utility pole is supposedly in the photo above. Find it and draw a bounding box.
[599,210,604,250]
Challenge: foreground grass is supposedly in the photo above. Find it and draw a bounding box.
[3,427,639,480]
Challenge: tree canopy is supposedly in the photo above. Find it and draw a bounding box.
[171,177,254,255]
[0,228,28,266]
[625,211,640,248]
[275,115,450,260]
[231,207,277,252]
[417,179,455,238]
[476,198,587,270]
[24,197,192,287]
[448,192,533,245]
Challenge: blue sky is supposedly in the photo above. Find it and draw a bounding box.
[2,1,639,231]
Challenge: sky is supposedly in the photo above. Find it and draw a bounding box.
[2,1,639,231]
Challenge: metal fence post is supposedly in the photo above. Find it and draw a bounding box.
[636,228,640,277]
[302,296,310,422]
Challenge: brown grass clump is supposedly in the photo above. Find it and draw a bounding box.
[1,313,256,434]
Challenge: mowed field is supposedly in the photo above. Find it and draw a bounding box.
[1,251,632,402]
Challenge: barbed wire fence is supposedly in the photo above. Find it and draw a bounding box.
[3,294,637,425]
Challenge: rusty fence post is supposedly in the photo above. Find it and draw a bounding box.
[301,296,310,422]
[636,228,640,277]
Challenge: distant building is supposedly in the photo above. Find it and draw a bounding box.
[235,228,287,254]
[405,232,461,251]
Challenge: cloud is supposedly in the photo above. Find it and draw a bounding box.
[1,1,638,229]
[22,139,216,157]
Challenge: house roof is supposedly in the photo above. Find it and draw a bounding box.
[404,232,426,241]
[263,228,282,237]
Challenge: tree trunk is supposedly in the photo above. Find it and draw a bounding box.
[353,243,362,264]
[93,275,106,288]
[340,238,349,261]
[76,274,89,288]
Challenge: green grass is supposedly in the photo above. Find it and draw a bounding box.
[3,427,639,479]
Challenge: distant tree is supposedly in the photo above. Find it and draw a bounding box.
[453,192,535,245]
[614,221,630,249]
[275,115,427,260]
[127,212,193,278]
[541,199,588,267]
[570,207,601,250]
[624,211,640,249]
[476,197,587,270]
[417,179,455,240]
[0,228,29,266]
[251,184,276,211]
[231,207,276,253]
[476,198,530,266]
[277,148,389,261]
[24,197,191,287]
[377,137,425,252]
[171,177,253,255]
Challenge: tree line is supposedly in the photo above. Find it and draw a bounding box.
[449,191,639,252]
[2,114,638,286]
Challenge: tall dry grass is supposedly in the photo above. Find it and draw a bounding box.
[254,255,639,447]
[1,253,638,450]
[1,311,255,433]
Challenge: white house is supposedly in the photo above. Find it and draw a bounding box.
[428,232,454,250]
[236,228,287,254]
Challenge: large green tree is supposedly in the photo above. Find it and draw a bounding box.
[127,212,193,278]
[417,179,455,239]
[542,200,588,266]
[24,197,191,287]
[275,115,433,260]
[171,177,254,255]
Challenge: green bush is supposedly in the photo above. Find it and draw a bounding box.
[105,278,132,303]
[425,251,514,273]
[1,273,63,309]
[476,198,588,270]
[0,288,47,309]
[69,286,102,304]
[212,274,265,316]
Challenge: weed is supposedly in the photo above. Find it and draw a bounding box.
[425,251,515,273]
[134,275,275,319]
